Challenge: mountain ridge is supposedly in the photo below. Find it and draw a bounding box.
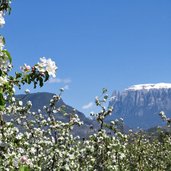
[125,83,171,91]
[108,83,171,129]
[12,92,94,137]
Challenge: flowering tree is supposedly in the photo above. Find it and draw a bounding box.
[1,1,171,171]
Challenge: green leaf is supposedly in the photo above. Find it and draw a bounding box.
[34,81,37,89]
[2,50,12,63]
[19,165,30,171]
[0,92,5,111]
[6,51,12,63]
[0,93,5,106]
[39,77,43,87]
[15,72,22,79]
[1,36,5,45]
[25,75,31,84]
[44,71,49,82]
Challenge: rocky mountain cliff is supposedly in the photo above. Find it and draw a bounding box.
[107,83,171,129]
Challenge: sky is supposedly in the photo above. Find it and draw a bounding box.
[1,0,171,116]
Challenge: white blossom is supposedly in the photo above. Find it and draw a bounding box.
[30,147,36,154]
[0,36,4,50]
[20,156,28,164]
[16,133,23,140]
[11,97,15,102]
[0,52,11,72]
[20,63,31,73]
[18,101,23,106]
[26,100,32,106]
[12,87,15,93]
[36,57,57,77]
[0,76,7,86]
[0,11,5,27]
[25,89,30,94]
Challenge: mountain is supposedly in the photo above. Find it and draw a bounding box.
[8,92,94,138]
[16,92,92,125]
[107,83,171,129]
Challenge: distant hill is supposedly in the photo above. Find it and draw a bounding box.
[107,83,171,129]
[8,92,94,138]
[16,92,92,125]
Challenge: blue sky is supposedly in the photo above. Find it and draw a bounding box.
[1,0,171,116]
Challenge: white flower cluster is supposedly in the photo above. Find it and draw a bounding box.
[36,57,57,77]
[20,57,57,80]
[1,84,171,170]
[0,75,7,86]
[0,36,4,50]
[0,11,5,27]
[0,37,12,73]
[0,36,12,87]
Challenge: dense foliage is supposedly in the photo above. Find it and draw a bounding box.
[1,2,171,171]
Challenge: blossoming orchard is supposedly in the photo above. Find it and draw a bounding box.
[1,1,171,171]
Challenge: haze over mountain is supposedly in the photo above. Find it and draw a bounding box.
[108,83,171,129]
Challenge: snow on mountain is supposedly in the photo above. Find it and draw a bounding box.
[108,83,171,129]
[126,83,171,91]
